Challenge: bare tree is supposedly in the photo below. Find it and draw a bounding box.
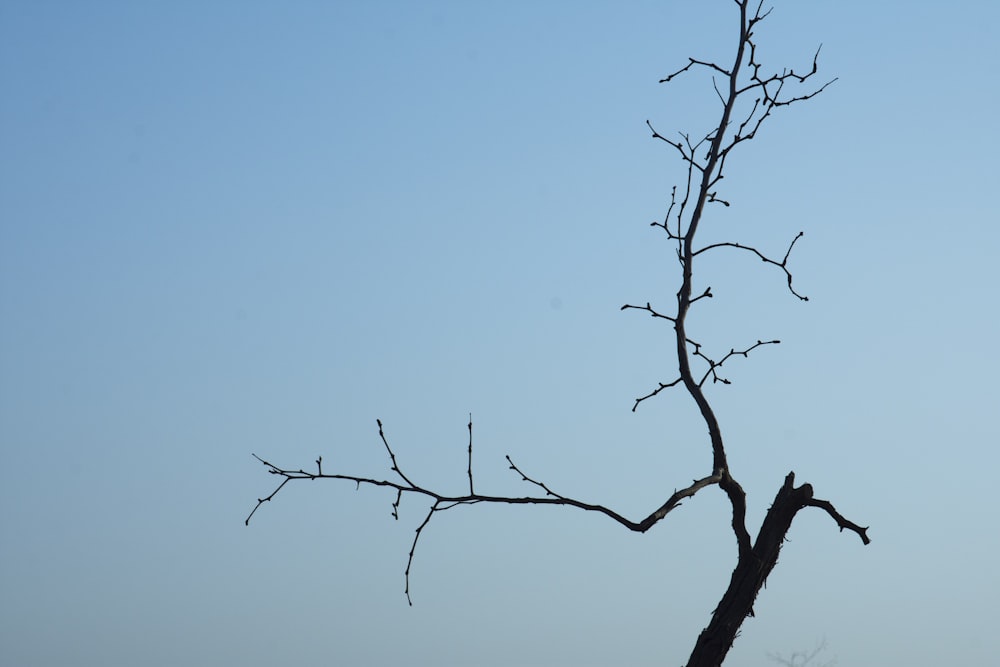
[246,2,869,665]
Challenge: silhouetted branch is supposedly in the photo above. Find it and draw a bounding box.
[246,3,869,664]
[404,503,436,604]
[631,377,684,412]
[806,497,871,545]
[245,456,293,526]
[378,418,417,488]
[695,339,781,387]
[620,301,676,322]
[660,56,732,83]
[640,4,867,663]
[466,414,474,496]
[626,335,780,409]
[695,232,808,300]
[247,418,728,602]
[690,286,714,304]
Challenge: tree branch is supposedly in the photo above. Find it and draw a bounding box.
[694,232,808,300]
[245,6,870,665]
[806,497,871,544]
[247,419,728,602]
[695,338,781,387]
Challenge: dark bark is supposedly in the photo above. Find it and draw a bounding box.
[686,473,812,667]
[246,3,870,665]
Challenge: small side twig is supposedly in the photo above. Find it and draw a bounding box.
[467,414,474,496]
[378,418,418,488]
[632,377,684,412]
[620,301,676,322]
[806,497,871,545]
[405,502,438,606]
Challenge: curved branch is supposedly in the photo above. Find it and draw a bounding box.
[694,232,808,300]
[666,0,756,557]
[806,497,871,544]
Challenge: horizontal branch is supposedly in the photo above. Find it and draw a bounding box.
[629,337,778,411]
[247,451,721,535]
[660,56,731,83]
[621,301,675,322]
[247,420,726,602]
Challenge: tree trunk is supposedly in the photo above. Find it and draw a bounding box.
[685,473,813,667]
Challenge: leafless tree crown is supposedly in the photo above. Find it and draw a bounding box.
[247,2,868,665]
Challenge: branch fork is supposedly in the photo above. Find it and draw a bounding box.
[247,3,867,665]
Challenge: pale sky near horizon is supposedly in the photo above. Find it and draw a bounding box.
[2,2,998,666]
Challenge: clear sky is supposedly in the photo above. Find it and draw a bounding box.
[1,2,998,666]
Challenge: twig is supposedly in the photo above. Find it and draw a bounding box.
[467,414,474,496]
[695,232,808,300]
[696,339,781,387]
[806,497,871,544]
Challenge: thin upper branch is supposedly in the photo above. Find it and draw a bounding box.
[695,232,808,300]
[246,0,871,610]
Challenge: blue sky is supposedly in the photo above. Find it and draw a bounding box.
[1,2,998,666]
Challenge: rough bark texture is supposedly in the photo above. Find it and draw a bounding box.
[686,473,812,667]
